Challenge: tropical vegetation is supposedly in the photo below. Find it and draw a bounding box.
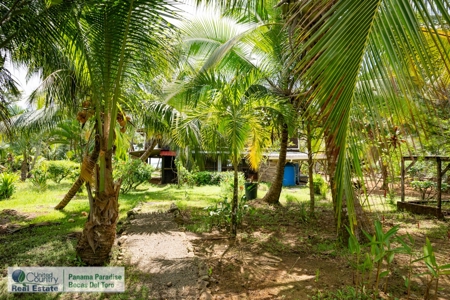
[1,0,450,276]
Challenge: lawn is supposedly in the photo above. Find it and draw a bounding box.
[1,180,450,299]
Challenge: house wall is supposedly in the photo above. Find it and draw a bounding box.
[259,160,278,183]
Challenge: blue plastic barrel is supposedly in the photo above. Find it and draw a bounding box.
[283,163,296,186]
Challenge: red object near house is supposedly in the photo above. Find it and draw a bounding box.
[160,150,176,157]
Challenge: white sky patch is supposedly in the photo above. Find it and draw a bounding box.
[4,56,40,108]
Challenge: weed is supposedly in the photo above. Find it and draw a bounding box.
[347,220,401,297]
[314,240,337,256]
[29,167,48,191]
[0,172,17,200]
[285,193,299,203]
[263,236,289,255]
[309,286,370,300]
[72,255,87,267]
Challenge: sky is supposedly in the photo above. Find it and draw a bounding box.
[4,57,41,108]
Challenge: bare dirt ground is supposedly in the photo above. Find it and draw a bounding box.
[117,192,450,300]
[117,204,211,300]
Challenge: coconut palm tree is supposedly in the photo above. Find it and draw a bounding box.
[51,0,178,265]
[285,0,450,237]
[6,0,177,264]
[175,3,307,205]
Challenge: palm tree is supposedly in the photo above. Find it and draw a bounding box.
[56,0,177,265]
[6,0,177,264]
[0,104,63,180]
[175,4,305,206]
[286,0,450,237]
[172,69,290,236]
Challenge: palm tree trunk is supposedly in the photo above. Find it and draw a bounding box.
[325,131,372,243]
[231,163,239,237]
[55,137,157,211]
[76,137,121,265]
[54,177,86,210]
[262,124,289,204]
[381,160,389,194]
[20,151,28,181]
[139,138,158,161]
[307,122,315,216]
[54,137,100,210]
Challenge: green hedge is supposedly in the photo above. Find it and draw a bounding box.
[44,160,80,183]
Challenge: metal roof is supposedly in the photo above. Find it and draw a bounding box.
[265,152,327,161]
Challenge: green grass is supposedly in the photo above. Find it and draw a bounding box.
[0,181,226,265]
[2,178,450,299]
[0,180,228,299]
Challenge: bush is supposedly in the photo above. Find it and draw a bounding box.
[311,174,328,198]
[203,172,251,229]
[411,180,449,201]
[45,160,80,183]
[30,166,48,191]
[115,159,154,194]
[175,161,196,188]
[0,173,17,200]
[192,171,221,186]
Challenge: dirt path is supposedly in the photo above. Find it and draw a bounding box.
[118,204,211,300]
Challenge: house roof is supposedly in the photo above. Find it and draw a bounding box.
[265,152,327,161]
[129,149,328,162]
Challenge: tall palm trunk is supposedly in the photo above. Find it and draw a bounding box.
[20,151,28,181]
[325,131,372,242]
[55,137,100,210]
[139,139,158,161]
[55,177,86,209]
[262,124,288,204]
[76,135,121,265]
[307,122,315,216]
[231,163,239,237]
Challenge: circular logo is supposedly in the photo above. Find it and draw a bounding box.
[11,270,25,283]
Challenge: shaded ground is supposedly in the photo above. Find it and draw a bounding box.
[191,203,353,300]
[118,193,450,300]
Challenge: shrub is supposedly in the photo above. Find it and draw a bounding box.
[45,160,80,183]
[0,173,17,200]
[175,161,196,188]
[411,180,449,201]
[30,165,48,191]
[311,174,328,198]
[115,159,154,194]
[192,171,221,186]
[8,155,23,172]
